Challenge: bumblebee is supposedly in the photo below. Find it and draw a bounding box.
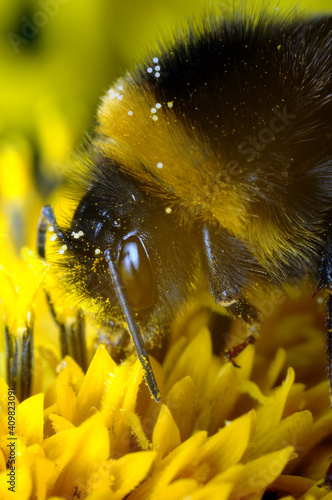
[38,10,332,409]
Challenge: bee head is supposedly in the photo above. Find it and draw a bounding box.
[60,155,201,355]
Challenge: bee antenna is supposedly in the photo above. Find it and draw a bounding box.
[104,248,161,403]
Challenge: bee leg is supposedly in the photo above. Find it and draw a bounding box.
[224,299,261,367]
[316,227,332,404]
[327,293,332,408]
[227,298,261,324]
[323,459,332,489]
[202,224,262,367]
[316,227,332,489]
[37,204,71,258]
[224,334,256,367]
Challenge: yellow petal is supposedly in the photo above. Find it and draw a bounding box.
[111,450,156,498]
[240,379,268,405]
[81,453,156,499]
[272,475,314,498]
[302,489,332,500]
[47,498,71,500]
[0,463,32,500]
[49,414,75,433]
[165,328,212,396]
[0,268,17,331]
[162,337,188,381]
[230,446,294,496]
[43,413,110,497]
[85,488,119,500]
[1,247,46,332]
[102,358,150,457]
[129,431,207,499]
[152,404,181,461]
[75,345,117,425]
[194,345,255,434]
[254,368,295,445]
[307,407,332,451]
[56,372,76,423]
[148,478,198,500]
[16,393,44,446]
[44,356,84,410]
[122,359,144,411]
[0,450,6,474]
[166,376,197,441]
[304,381,330,418]
[102,357,134,414]
[119,408,150,451]
[253,410,313,463]
[158,431,207,484]
[200,411,256,474]
[21,444,57,500]
[208,463,244,487]
[188,481,233,500]
[34,456,57,500]
[265,348,287,390]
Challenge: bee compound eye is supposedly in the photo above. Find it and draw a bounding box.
[119,236,155,311]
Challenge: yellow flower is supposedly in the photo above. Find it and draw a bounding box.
[1,2,332,499]
[0,238,332,500]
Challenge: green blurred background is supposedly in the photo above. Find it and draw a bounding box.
[0,0,331,249]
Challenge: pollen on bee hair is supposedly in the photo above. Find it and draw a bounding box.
[59,244,68,255]
[108,88,124,100]
[71,231,84,239]
[157,162,163,168]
